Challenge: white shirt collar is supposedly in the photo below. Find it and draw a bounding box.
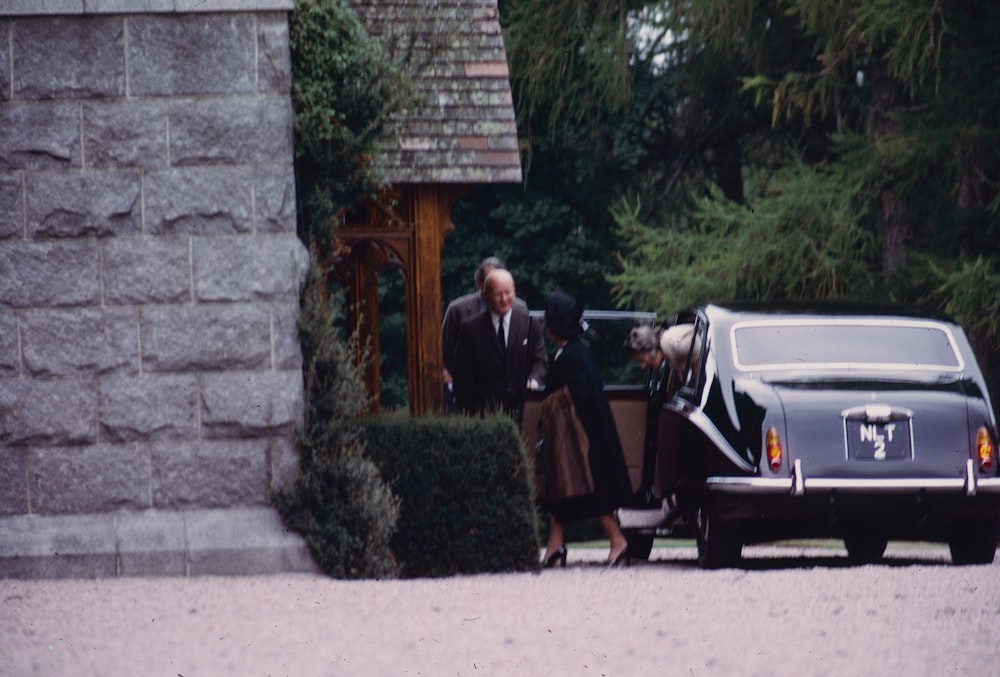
[492,310,510,329]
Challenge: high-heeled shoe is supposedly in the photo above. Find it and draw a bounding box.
[606,547,629,568]
[542,545,567,568]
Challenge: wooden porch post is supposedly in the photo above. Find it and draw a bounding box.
[405,184,468,415]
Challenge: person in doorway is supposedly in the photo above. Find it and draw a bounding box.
[539,291,633,568]
[452,268,546,427]
[622,322,698,524]
[623,322,699,375]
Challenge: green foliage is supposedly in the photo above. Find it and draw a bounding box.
[764,0,947,128]
[376,270,408,411]
[930,256,1000,351]
[296,261,371,429]
[610,154,880,314]
[277,1,430,578]
[444,52,664,311]
[273,429,400,579]
[912,254,1000,401]
[362,414,541,578]
[504,0,633,142]
[275,263,400,579]
[290,0,416,256]
[446,184,623,311]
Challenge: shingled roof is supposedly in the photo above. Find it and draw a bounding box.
[351,0,522,184]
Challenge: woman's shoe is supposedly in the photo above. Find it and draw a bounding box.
[606,547,629,568]
[542,545,567,568]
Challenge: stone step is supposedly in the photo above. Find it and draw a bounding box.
[0,507,318,579]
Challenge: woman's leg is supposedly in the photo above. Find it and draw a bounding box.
[599,513,628,563]
[542,514,565,563]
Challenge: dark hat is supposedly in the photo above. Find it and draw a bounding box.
[544,291,583,340]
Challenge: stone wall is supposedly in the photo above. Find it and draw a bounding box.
[0,1,317,577]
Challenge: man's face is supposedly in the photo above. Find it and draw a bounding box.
[483,270,515,316]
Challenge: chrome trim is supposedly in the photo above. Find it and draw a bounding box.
[528,309,657,322]
[841,404,913,423]
[965,459,977,496]
[792,459,805,496]
[705,474,1000,495]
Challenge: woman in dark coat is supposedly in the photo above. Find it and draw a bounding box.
[540,292,633,567]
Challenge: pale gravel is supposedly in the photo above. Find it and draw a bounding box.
[1,544,997,677]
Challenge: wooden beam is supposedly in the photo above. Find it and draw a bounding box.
[405,184,468,414]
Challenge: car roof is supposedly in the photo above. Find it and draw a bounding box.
[692,301,956,326]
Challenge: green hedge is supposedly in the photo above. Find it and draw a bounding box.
[363,414,541,578]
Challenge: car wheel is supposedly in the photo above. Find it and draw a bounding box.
[696,507,742,569]
[948,519,1000,565]
[625,533,654,561]
[843,532,888,564]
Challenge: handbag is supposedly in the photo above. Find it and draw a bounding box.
[534,385,594,502]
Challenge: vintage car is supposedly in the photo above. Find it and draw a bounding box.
[614,303,1000,568]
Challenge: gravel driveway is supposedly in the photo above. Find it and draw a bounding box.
[2,543,996,676]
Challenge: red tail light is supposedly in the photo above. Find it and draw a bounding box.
[977,427,994,472]
[766,427,783,473]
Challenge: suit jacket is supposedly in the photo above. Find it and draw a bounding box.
[453,304,547,425]
[442,292,526,375]
[442,292,485,376]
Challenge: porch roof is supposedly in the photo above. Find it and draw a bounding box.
[351,0,522,184]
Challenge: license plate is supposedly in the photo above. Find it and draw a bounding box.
[845,420,912,460]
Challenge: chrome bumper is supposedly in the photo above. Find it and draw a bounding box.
[706,459,1000,497]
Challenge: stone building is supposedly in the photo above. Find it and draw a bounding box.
[0,0,313,577]
[0,0,520,577]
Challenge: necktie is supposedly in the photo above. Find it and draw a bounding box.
[497,317,506,352]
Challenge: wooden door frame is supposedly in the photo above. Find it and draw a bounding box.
[331,184,468,415]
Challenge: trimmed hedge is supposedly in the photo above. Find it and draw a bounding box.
[363,414,541,578]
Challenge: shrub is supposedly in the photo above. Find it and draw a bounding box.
[363,414,541,578]
[274,262,400,579]
[290,0,417,257]
[277,0,418,579]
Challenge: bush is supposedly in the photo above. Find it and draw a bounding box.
[275,262,400,579]
[290,0,417,257]
[274,431,399,579]
[363,414,541,578]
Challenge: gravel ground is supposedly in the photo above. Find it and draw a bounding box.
[1,543,997,676]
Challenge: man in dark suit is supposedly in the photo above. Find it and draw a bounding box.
[452,268,547,426]
[442,256,527,413]
[442,257,504,391]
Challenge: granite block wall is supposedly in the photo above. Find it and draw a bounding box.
[0,1,316,577]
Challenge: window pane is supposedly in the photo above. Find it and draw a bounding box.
[733,321,962,371]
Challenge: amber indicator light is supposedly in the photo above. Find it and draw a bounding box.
[977,427,994,472]
[766,427,783,472]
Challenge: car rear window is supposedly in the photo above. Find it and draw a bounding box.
[731,319,964,372]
